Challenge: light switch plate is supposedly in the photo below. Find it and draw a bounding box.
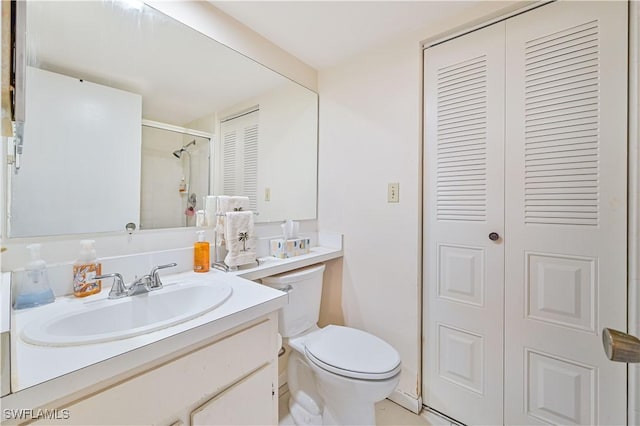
[265,187,271,202]
[388,183,399,203]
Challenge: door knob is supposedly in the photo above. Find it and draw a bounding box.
[602,328,640,363]
[488,232,500,241]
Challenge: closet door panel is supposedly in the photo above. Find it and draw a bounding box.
[424,22,505,425]
[504,2,628,424]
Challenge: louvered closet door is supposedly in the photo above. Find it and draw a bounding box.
[424,22,505,425]
[220,111,259,211]
[504,2,628,424]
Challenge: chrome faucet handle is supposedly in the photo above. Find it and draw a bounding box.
[127,275,153,296]
[95,273,127,299]
[149,263,177,289]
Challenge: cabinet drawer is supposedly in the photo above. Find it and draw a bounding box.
[34,318,275,425]
[191,364,274,426]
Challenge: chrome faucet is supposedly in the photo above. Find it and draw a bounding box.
[149,263,177,289]
[96,263,177,299]
[94,273,127,299]
[126,275,153,296]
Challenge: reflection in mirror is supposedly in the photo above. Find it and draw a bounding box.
[9,0,318,238]
[10,66,142,237]
[141,125,211,230]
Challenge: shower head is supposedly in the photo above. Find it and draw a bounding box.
[172,140,196,159]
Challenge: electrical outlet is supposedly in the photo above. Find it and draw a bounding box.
[388,183,399,203]
[265,187,271,202]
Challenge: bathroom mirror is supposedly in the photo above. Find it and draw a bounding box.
[8,0,318,237]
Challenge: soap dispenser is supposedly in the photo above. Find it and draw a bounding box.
[193,231,210,273]
[13,244,55,309]
[73,240,102,297]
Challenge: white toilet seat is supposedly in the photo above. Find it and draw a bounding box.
[305,348,401,380]
[303,325,401,380]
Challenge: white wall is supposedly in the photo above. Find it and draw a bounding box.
[216,83,318,223]
[318,37,423,403]
[317,0,525,406]
[256,84,317,222]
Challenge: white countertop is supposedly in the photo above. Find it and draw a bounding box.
[236,245,343,281]
[2,238,343,412]
[10,271,286,392]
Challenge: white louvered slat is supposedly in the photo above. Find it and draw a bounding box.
[222,130,237,196]
[524,20,599,226]
[243,124,258,211]
[220,110,260,203]
[436,55,487,222]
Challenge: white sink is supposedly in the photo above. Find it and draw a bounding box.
[21,282,232,347]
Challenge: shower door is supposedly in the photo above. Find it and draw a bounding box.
[423,1,628,424]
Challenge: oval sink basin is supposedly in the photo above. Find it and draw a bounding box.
[21,282,232,347]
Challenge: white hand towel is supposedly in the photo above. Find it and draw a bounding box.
[204,196,218,228]
[218,196,250,213]
[215,196,251,246]
[224,211,256,267]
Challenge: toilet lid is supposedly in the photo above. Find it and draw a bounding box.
[304,325,401,380]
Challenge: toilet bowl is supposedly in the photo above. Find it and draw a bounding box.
[261,264,401,426]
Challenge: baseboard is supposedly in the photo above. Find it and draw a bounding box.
[388,389,422,414]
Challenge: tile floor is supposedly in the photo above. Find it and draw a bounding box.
[278,390,458,426]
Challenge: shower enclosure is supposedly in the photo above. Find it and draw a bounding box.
[140,123,211,229]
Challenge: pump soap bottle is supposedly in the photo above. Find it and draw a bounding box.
[13,244,55,309]
[194,231,210,273]
[73,240,102,297]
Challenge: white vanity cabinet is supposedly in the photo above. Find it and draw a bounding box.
[32,314,279,426]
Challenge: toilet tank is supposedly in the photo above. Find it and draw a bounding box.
[261,264,325,338]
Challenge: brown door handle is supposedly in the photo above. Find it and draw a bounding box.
[602,328,640,363]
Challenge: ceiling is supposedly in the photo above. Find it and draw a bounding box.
[211,1,483,69]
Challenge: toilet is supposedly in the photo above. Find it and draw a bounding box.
[261,264,401,426]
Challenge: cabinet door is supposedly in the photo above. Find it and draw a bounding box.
[191,364,274,426]
[504,1,628,424]
[423,21,505,425]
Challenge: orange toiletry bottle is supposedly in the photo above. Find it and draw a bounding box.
[73,240,102,297]
[194,231,210,273]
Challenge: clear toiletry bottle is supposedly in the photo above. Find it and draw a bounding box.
[73,240,102,297]
[13,244,55,309]
[194,231,210,273]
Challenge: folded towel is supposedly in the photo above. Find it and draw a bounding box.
[224,211,256,267]
[218,196,250,213]
[215,196,250,246]
[195,210,206,227]
[204,196,218,228]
